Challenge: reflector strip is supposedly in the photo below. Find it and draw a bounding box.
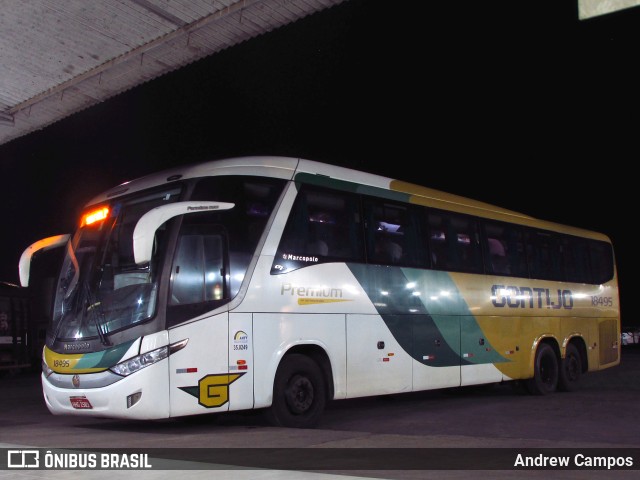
[176,368,198,374]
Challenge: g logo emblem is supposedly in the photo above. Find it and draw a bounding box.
[198,373,244,408]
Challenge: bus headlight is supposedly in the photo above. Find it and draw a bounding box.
[109,338,188,376]
[110,346,168,376]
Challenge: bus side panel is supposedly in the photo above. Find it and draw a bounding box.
[412,314,461,391]
[168,312,230,418]
[244,259,377,406]
[252,313,346,409]
[476,315,528,381]
[448,272,620,380]
[461,315,512,386]
[346,314,412,398]
[598,317,621,367]
[229,312,254,411]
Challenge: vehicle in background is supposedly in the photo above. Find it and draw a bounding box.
[0,281,31,374]
[622,327,640,346]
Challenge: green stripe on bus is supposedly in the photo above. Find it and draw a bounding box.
[73,340,137,369]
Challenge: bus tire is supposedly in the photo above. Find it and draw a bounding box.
[558,343,582,392]
[266,354,326,428]
[525,342,559,395]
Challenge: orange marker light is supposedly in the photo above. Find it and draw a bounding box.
[82,207,109,227]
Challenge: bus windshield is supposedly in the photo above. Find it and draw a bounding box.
[50,187,183,344]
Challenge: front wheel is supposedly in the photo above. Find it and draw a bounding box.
[558,343,583,392]
[266,354,326,428]
[525,342,559,395]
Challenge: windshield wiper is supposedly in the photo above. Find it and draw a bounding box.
[83,281,112,347]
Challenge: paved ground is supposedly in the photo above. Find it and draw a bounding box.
[1,347,639,479]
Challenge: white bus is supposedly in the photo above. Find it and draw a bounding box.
[20,156,620,428]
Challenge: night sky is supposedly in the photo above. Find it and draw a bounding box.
[0,0,637,321]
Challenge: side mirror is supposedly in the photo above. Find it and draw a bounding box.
[133,201,234,265]
[19,234,71,287]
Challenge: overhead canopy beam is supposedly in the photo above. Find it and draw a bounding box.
[0,0,347,147]
[578,0,640,19]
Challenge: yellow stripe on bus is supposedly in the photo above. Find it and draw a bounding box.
[44,346,108,374]
[298,298,352,305]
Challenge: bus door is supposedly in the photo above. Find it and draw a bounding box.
[165,219,234,417]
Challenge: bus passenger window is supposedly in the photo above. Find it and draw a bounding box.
[562,236,590,283]
[427,211,482,273]
[588,240,614,284]
[374,230,403,263]
[363,198,424,267]
[482,221,527,277]
[307,212,333,256]
[275,186,363,273]
[526,230,561,281]
[487,238,510,275]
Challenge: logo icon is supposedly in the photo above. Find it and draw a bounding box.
[7,450,39,468]
[233,331,248,343]
[72,374,80,388]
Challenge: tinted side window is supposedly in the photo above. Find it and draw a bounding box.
[191,176,285,257]
[428,211,482,273]
[526,230,562,280]
[483,221,528,277]
[589,240,614,284]
[561,236,590,283]
[363,197,425,267]
[274,185,363,273]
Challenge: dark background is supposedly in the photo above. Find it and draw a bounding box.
[0,0,636,323]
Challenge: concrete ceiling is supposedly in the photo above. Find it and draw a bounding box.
[578,0,640,19]
[0,0,346,146]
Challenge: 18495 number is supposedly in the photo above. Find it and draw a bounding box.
[591,296,613,307]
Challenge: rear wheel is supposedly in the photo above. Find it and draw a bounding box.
[558,343,582,392]
[525,342,559,395]
[266,354,326,428]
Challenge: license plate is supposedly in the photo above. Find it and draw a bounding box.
[70,396,93,409]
